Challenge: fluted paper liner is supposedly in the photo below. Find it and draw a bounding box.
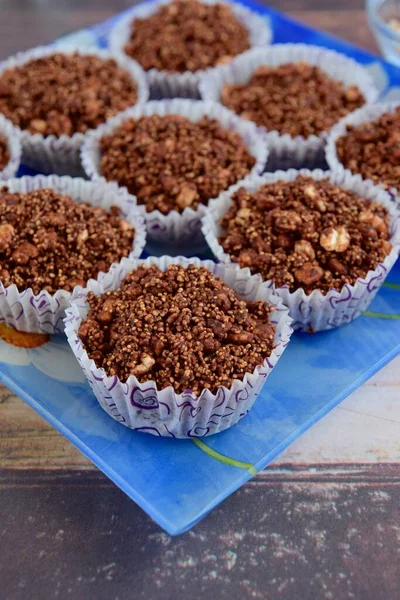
[199,44,379,170]
[0,115,21,180]
[81,98,268,247]
[0,175,146,334]
[108,0,272,99]
[0,45,149,176]
[325,101,400,206]
[201,169,400,332]
[64,256,293,438]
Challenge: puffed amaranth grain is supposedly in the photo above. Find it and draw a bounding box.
[0,187,135,294]
[221,62,365,137]
[219,175,392,294]
[335,107,400,191]
[124,0,250,73]
[78,264,276,395]
[100,114,255,214]
[0,53,138,136]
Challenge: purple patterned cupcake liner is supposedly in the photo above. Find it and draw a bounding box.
[0,45,149,177]
[0,115,21,180]
[201,169,400,332]
[64,255,293,438]
[80,98,269,249]
[0,175,146,334]
[325,101,400,206]
[199,44,379,171]
[108,0,272,99]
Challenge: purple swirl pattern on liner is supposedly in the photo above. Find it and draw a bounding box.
[213,388,226,409]
[107,403,126,423]
[187,426,211,438]
[130,386,160,410]
[134,426,163,436]
[178,402,201,421]
[367,264,387,292]
[107,375,119,392]
[299,301,312,319]
[329,285,352,309]
[10,301,24,321]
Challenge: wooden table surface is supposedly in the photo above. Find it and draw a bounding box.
[1,2,400,599]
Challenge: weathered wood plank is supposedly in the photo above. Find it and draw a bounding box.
[1,467,399,600]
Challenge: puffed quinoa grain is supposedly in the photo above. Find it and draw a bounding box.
[335,107,400,191]
[219,175,392,294]
[123,0,250,73]
[78,264,276,395]
[99,114,255,214]
[0,54,137,137]
[221,62,365,137]
[0,187,135,294]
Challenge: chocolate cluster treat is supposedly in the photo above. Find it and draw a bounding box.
[219,176,392,295]
[0,53,138,137]
[0,135,9,171]
[100,114,255,214]
[0,188,135,294]
[79,264,276,395]
[123,0,250,73]
[335,107,400,191]
[221,62,365,137]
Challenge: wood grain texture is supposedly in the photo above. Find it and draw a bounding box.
[0,2,399,598]
[1,467,399,600]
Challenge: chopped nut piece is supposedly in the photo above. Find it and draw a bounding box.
[176,184,197,209]
[295,263,324,285]
[294,239,315,260]
[0,223,14,251]
[132,353,156,376]
[79,264,276,396]
[320,226,350,252]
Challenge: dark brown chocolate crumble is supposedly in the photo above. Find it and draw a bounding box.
[219,175,392,295]
[0,135,9,171]
[124,0,250,73]
[336,107,400,191]
[0,188,135,295]
[0,53,138,137]
[99,114,255,214]
[221,62,365,137]
[78,264,276,395]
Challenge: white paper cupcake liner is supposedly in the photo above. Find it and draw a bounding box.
[108,0,272,99]
[201,169,400,332]
[0,175,146,334]
[64,255,293,438]
[325,101,400,206]
[81,98,269,249]
[0,45,149,177]
[0,115,21,180]
[199,44,379,171]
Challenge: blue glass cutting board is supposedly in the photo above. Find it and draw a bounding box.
[0,0,399,535]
